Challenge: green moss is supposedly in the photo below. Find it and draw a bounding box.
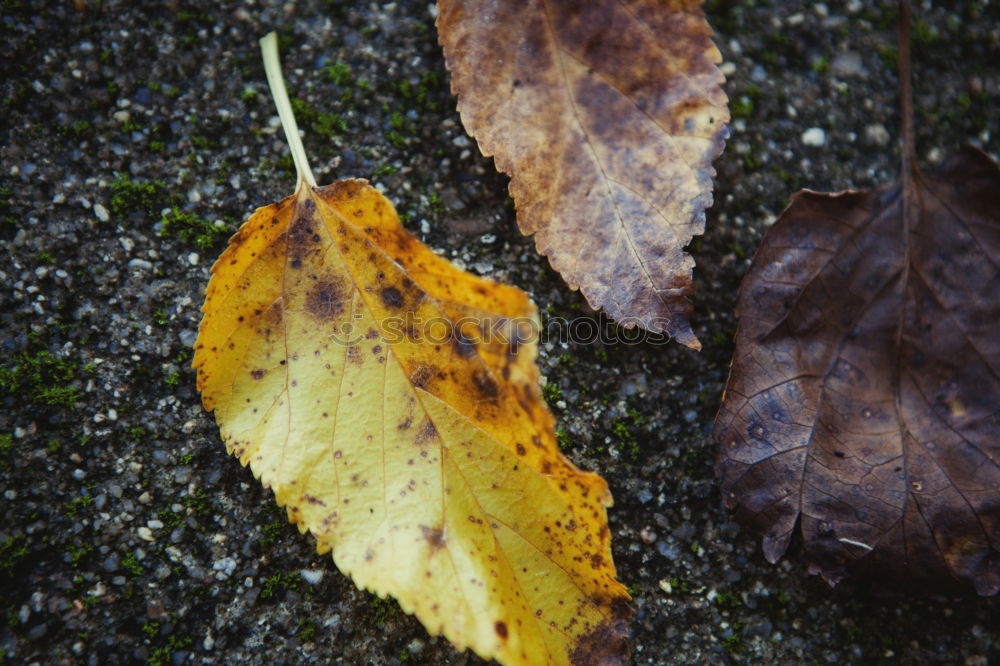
[389,111,408,131]
[715,590,742,609]
[63,494,94,518]
[147,645,171,666]
[185,488,212,518]
[159,207,227,248]
[369,595,403,626]
[324,60,353,87]
[156,507,184,531]
[731,95,754,118]
[314,111,347,137]
[109,174,169,219]
[912,19,936,45]
[0,346,81,407]
[261,520,287,547]
[142,621,160,639]
[0,433,12,468]
[542,382,563,406]
[260,571,299,600]
[0,535,27,577]
[297,617,318,642]
[289,98,346,138]
[163,370,180,389]
[190,135,216,150]
[385,130,407,149]
[122,551,144,576]
[555,427,572,452]
[67,542,95,565]
[167,635,192,650]
[878,45,898,71]
[741,151,762,171]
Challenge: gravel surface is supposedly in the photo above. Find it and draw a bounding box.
[2,1,999,664]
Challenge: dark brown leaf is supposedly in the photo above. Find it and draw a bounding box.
[437,0,729,349]
[715,146,1000,595]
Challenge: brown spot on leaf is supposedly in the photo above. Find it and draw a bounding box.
[306,277,348,321]
[421,525,446,550]
[409,363,437,389]
[494,620,508,640]
[381,286,404,308]
[452,330,477,358]
[471,368,499,400]
[250,369,266,380]
[415,420,437,446]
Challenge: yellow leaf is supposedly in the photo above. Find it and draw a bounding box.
[193,33,630,665]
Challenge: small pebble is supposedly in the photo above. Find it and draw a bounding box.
[300,569,325,585]
[801,127,826,147]
[865,123,891,147]
[830,52,865,78]
[93,203,109,222]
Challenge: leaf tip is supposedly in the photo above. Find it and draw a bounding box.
[568,597,632,666]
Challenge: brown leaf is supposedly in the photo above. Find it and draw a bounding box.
[714,145,1000,595]
[437,0,729,349]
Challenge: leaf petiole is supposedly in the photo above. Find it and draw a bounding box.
[259,31,318,189]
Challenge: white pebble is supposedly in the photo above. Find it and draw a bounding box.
[801,127,826,147]
[128,258,153,271]
[94,203,110,222]
[187,252,199,266]
[213,556,237,579]
[137,526,155,542]
[865,123,890,147]
[300,569,325,585]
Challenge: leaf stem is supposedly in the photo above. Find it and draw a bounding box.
[260,31,317,189]
[898,0,916,177]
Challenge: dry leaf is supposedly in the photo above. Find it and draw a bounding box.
[714,5,999,593]
[715,146,1000,595]
[437,0,729,349]
[194,33,630,665]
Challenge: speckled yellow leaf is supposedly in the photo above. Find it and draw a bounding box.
[192,33,630,666]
